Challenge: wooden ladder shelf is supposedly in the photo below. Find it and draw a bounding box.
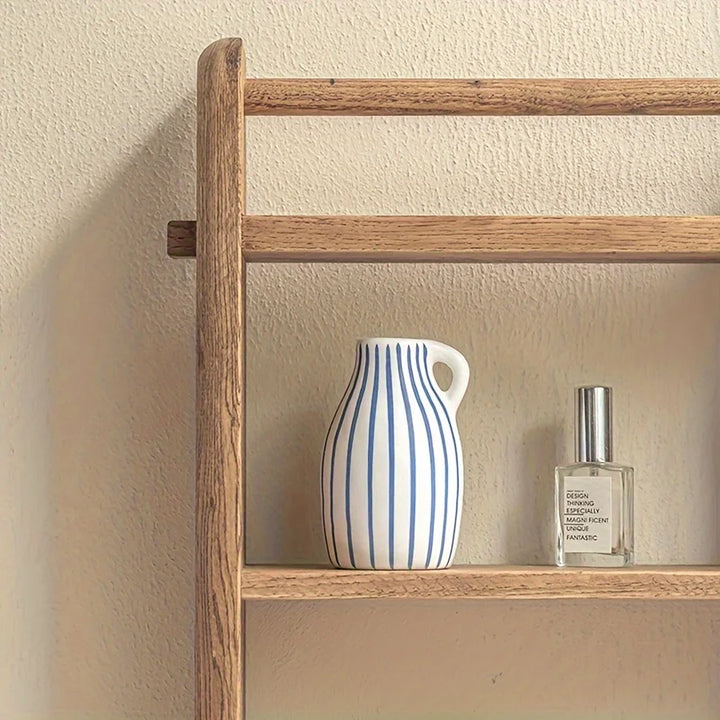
[167,37,720,720]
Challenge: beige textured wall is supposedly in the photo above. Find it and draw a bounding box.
[3,1,720,718]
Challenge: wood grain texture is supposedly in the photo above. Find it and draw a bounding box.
[195,39,245,720]
[168,215,720,262]
[241,565,720,600]
[244,78,720,115]
[167,220,196,257]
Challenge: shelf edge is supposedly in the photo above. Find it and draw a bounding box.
[240,565,720,601]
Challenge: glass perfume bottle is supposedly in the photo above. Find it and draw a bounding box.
[555,386,634,567]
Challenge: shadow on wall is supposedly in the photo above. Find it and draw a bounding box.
[246,598,720,718]
[48,100,196,719]
[504,423,563,564]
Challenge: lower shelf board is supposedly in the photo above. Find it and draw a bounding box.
[240,564,720,600]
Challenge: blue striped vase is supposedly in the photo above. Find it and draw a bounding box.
[321,338,469,570]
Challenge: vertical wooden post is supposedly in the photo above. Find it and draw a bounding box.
[196,39,245,720]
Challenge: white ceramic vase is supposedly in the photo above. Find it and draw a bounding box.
[321,338,469,570]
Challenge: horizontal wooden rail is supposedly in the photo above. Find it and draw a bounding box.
[168,215,720,262]
[243,78,720,115]
[241,565,720,600]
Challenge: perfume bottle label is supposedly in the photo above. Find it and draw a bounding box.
[562,477,613,554]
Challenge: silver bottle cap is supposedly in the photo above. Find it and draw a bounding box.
[575,385,613,463]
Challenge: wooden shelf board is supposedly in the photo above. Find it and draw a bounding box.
[241,564,720,600]
[168,215,720,262]
[243,78,720,116]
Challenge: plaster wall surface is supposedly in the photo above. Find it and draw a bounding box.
[2,1,719,717]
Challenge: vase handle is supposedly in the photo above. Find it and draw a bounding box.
[425,341,470,416]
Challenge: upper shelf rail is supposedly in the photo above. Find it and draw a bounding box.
[244,78,720,116]
[168,215,720,262]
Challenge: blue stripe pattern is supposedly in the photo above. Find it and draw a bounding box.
[344,344,370,568]
[366,345,380,567]
[385,345,396,569]
[396,343,417,569]
[322,339,463,570]
[417,344,450,566]
[407,345,436,568]
[324,346,361,567]
[423,343,461,563]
